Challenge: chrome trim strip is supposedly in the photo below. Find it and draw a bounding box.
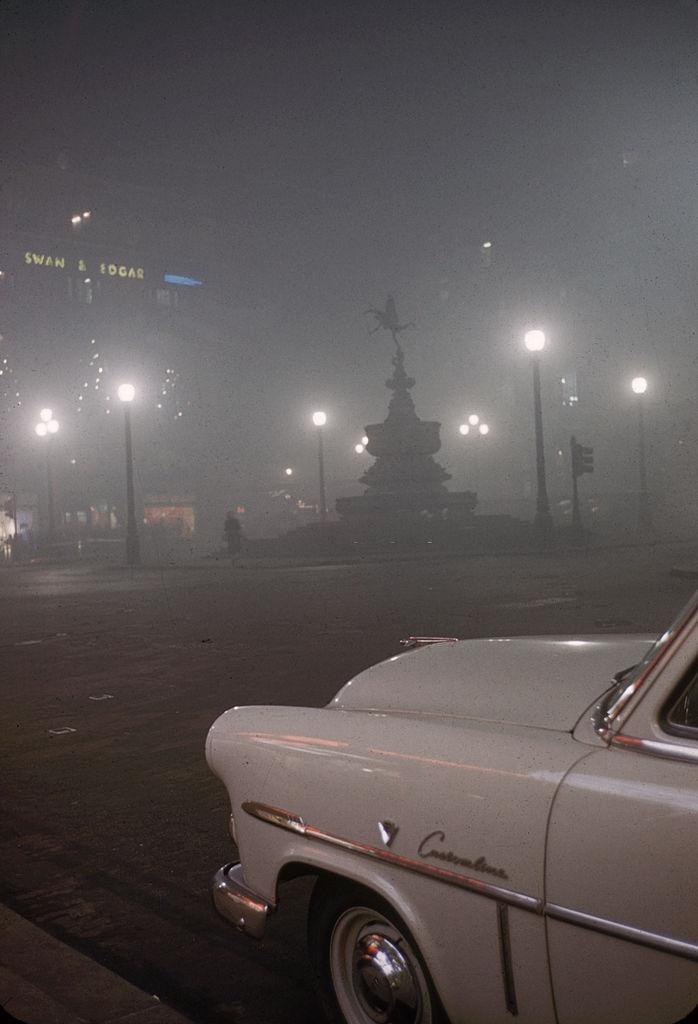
[610,733,698,766]
[212,861,273,939]
[496,903,518,1016]
[243,800,698,962]
[546,904,698,963]
[245,801,306,834]
[242,801,541,912]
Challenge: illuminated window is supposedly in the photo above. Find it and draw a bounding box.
[561,371,579,407]
[74,278,93,305]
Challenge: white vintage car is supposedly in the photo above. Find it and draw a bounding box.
[206,593,698,1024]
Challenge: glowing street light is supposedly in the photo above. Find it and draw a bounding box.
[284,467,294,477]
[34,410,60,541]
[524,329,546,353]
[354,443,365,454]
[630,376,652,533]
[460,414,489,436]
[523,328,553,541]
[459,416,491,493]
[118,383,140,566]
[312,411,328,522]
[361,435,369,446]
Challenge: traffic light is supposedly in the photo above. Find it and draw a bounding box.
[571,436,594,478]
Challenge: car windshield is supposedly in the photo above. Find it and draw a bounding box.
[601,589,698,725]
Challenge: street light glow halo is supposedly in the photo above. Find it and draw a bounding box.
[40,407,53,422]
[47,419,59,434]
[312,410,327,427]
[524,329,546,352]
[459,424,470,435]
[631,376,648,395]
[479,423,490,435]
[468,413,480,426]
[35,422,48,437]
[354,443,365,454]
[118,383,136,403]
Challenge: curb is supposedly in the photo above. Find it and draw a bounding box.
[0,904,194,1024]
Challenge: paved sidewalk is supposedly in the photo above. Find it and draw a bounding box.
[0,904,194,1024]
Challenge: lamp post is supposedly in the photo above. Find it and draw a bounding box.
[524,329,553,541]
[458,416,490,494]
[630,376,652,533]
[35,408,60,542]
[118,383,141,567]
[312,410,328,523]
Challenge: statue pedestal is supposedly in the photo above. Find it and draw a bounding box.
[336,490,476,520]
[336,340,477,534]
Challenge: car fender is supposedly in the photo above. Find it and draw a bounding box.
[208,704,587,1023]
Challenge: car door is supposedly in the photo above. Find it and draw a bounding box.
[544,655,698,1024]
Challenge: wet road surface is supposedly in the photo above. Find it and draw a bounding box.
[1,546,695,1022]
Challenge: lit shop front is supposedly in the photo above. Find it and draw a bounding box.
[143,498,195,538]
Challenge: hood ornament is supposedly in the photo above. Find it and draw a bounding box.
[399,636,459,649]
[378,820,399,848]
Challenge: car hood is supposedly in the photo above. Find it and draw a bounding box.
[330,635,654,731]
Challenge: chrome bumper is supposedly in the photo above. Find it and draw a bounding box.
[212,862,272,939]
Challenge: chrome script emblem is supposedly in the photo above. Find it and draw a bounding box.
[378,820,399,848]
[418,830,509,880]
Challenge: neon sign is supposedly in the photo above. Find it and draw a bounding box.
[24,252,65,268]
[24,252,145,281]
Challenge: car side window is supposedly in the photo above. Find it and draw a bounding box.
[665,662,698,735]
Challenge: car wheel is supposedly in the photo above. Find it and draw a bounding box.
[308,877,447,1024]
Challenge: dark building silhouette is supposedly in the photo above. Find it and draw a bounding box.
[0,158,222,544]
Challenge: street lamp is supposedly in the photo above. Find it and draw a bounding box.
[630,376,652,533]
[458,416,491,492]
[459,413,489,436]
[117,383,141,566]
[284,467,294,477]
[312,410,328,523]
[34,409,60,541]
[524,329,553,541]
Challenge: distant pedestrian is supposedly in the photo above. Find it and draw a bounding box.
[224,513,242,562]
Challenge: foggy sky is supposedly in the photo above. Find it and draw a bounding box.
[2,0,697,532]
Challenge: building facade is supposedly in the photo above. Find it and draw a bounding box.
[0,158,226,549]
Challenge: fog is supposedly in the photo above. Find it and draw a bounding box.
[1,0,697,546]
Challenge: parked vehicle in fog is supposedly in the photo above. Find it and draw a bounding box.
[207,593,698,1024]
